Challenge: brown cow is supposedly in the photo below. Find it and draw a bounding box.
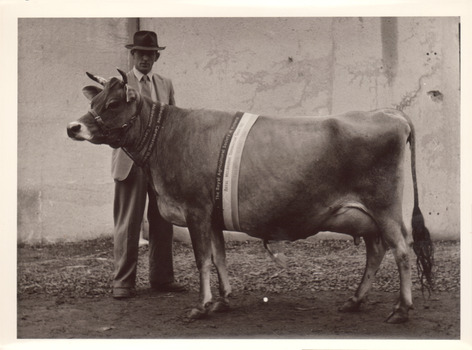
[67,70,434,323]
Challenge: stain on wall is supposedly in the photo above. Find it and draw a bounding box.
[17,188,42,243]
[381,17,399,86]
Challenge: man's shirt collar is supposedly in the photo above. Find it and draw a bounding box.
[133,67,152,82]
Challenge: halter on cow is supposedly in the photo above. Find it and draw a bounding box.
[67,69,434,323]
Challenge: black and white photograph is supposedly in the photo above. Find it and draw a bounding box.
[1,1,471,349]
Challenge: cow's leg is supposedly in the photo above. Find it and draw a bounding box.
[209,228,232,313]
[339,235,387,312]
[187,217,214,319]
[382,220,413,324]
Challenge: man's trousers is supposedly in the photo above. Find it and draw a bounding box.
[113,164,175,289]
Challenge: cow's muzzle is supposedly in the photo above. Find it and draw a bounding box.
[67,121,89,141]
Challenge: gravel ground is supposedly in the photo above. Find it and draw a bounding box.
[16,237,461,340]
[18,237,460,299]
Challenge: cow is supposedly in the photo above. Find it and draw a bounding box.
[67,69,434,324]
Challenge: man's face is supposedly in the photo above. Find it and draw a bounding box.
[132,50,158,75]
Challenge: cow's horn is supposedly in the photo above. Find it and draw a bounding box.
[86,72,107,86]
[117,68,128,85]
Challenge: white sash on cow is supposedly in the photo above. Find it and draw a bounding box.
[222,113,259,231]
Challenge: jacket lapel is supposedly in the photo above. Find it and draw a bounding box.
[127,71,138,89]
[151,74,163,103]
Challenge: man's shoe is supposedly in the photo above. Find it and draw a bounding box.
[113,287,136,299]
[151,282,187,293]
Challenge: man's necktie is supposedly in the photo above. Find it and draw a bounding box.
[140,75,152,99]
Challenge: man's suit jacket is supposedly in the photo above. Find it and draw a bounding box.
[111,70,175,181]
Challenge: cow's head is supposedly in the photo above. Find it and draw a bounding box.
[67,69,141,148]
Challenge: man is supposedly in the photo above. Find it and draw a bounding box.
[112,30,186,299]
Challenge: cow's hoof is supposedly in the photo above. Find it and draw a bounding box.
[385,309,409,324]
[339,298,361,313]
[210,298,230,313]
[189,308,208,319]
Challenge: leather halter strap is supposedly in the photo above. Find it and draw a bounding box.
[88,94,143,137]
[88,108,109,135]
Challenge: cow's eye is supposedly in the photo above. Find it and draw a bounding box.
[106,100,121,110]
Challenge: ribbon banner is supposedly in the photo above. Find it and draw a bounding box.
[123,103,167,167]
[214,112,259,231]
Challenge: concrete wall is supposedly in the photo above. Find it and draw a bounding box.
[17,17,460,243]
[18,18,136,243]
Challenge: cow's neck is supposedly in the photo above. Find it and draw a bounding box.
[121,100,167,168]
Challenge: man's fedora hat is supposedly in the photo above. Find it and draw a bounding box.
[125,30,166,51]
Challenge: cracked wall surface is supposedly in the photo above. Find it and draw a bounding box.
[17,17,459,243]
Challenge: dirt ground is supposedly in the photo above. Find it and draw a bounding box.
[17,238,460,339]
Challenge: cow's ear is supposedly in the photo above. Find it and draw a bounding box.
[125,85,137,103]
[82,86,103,101]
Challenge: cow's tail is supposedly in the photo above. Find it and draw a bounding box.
[405,113,435,295]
